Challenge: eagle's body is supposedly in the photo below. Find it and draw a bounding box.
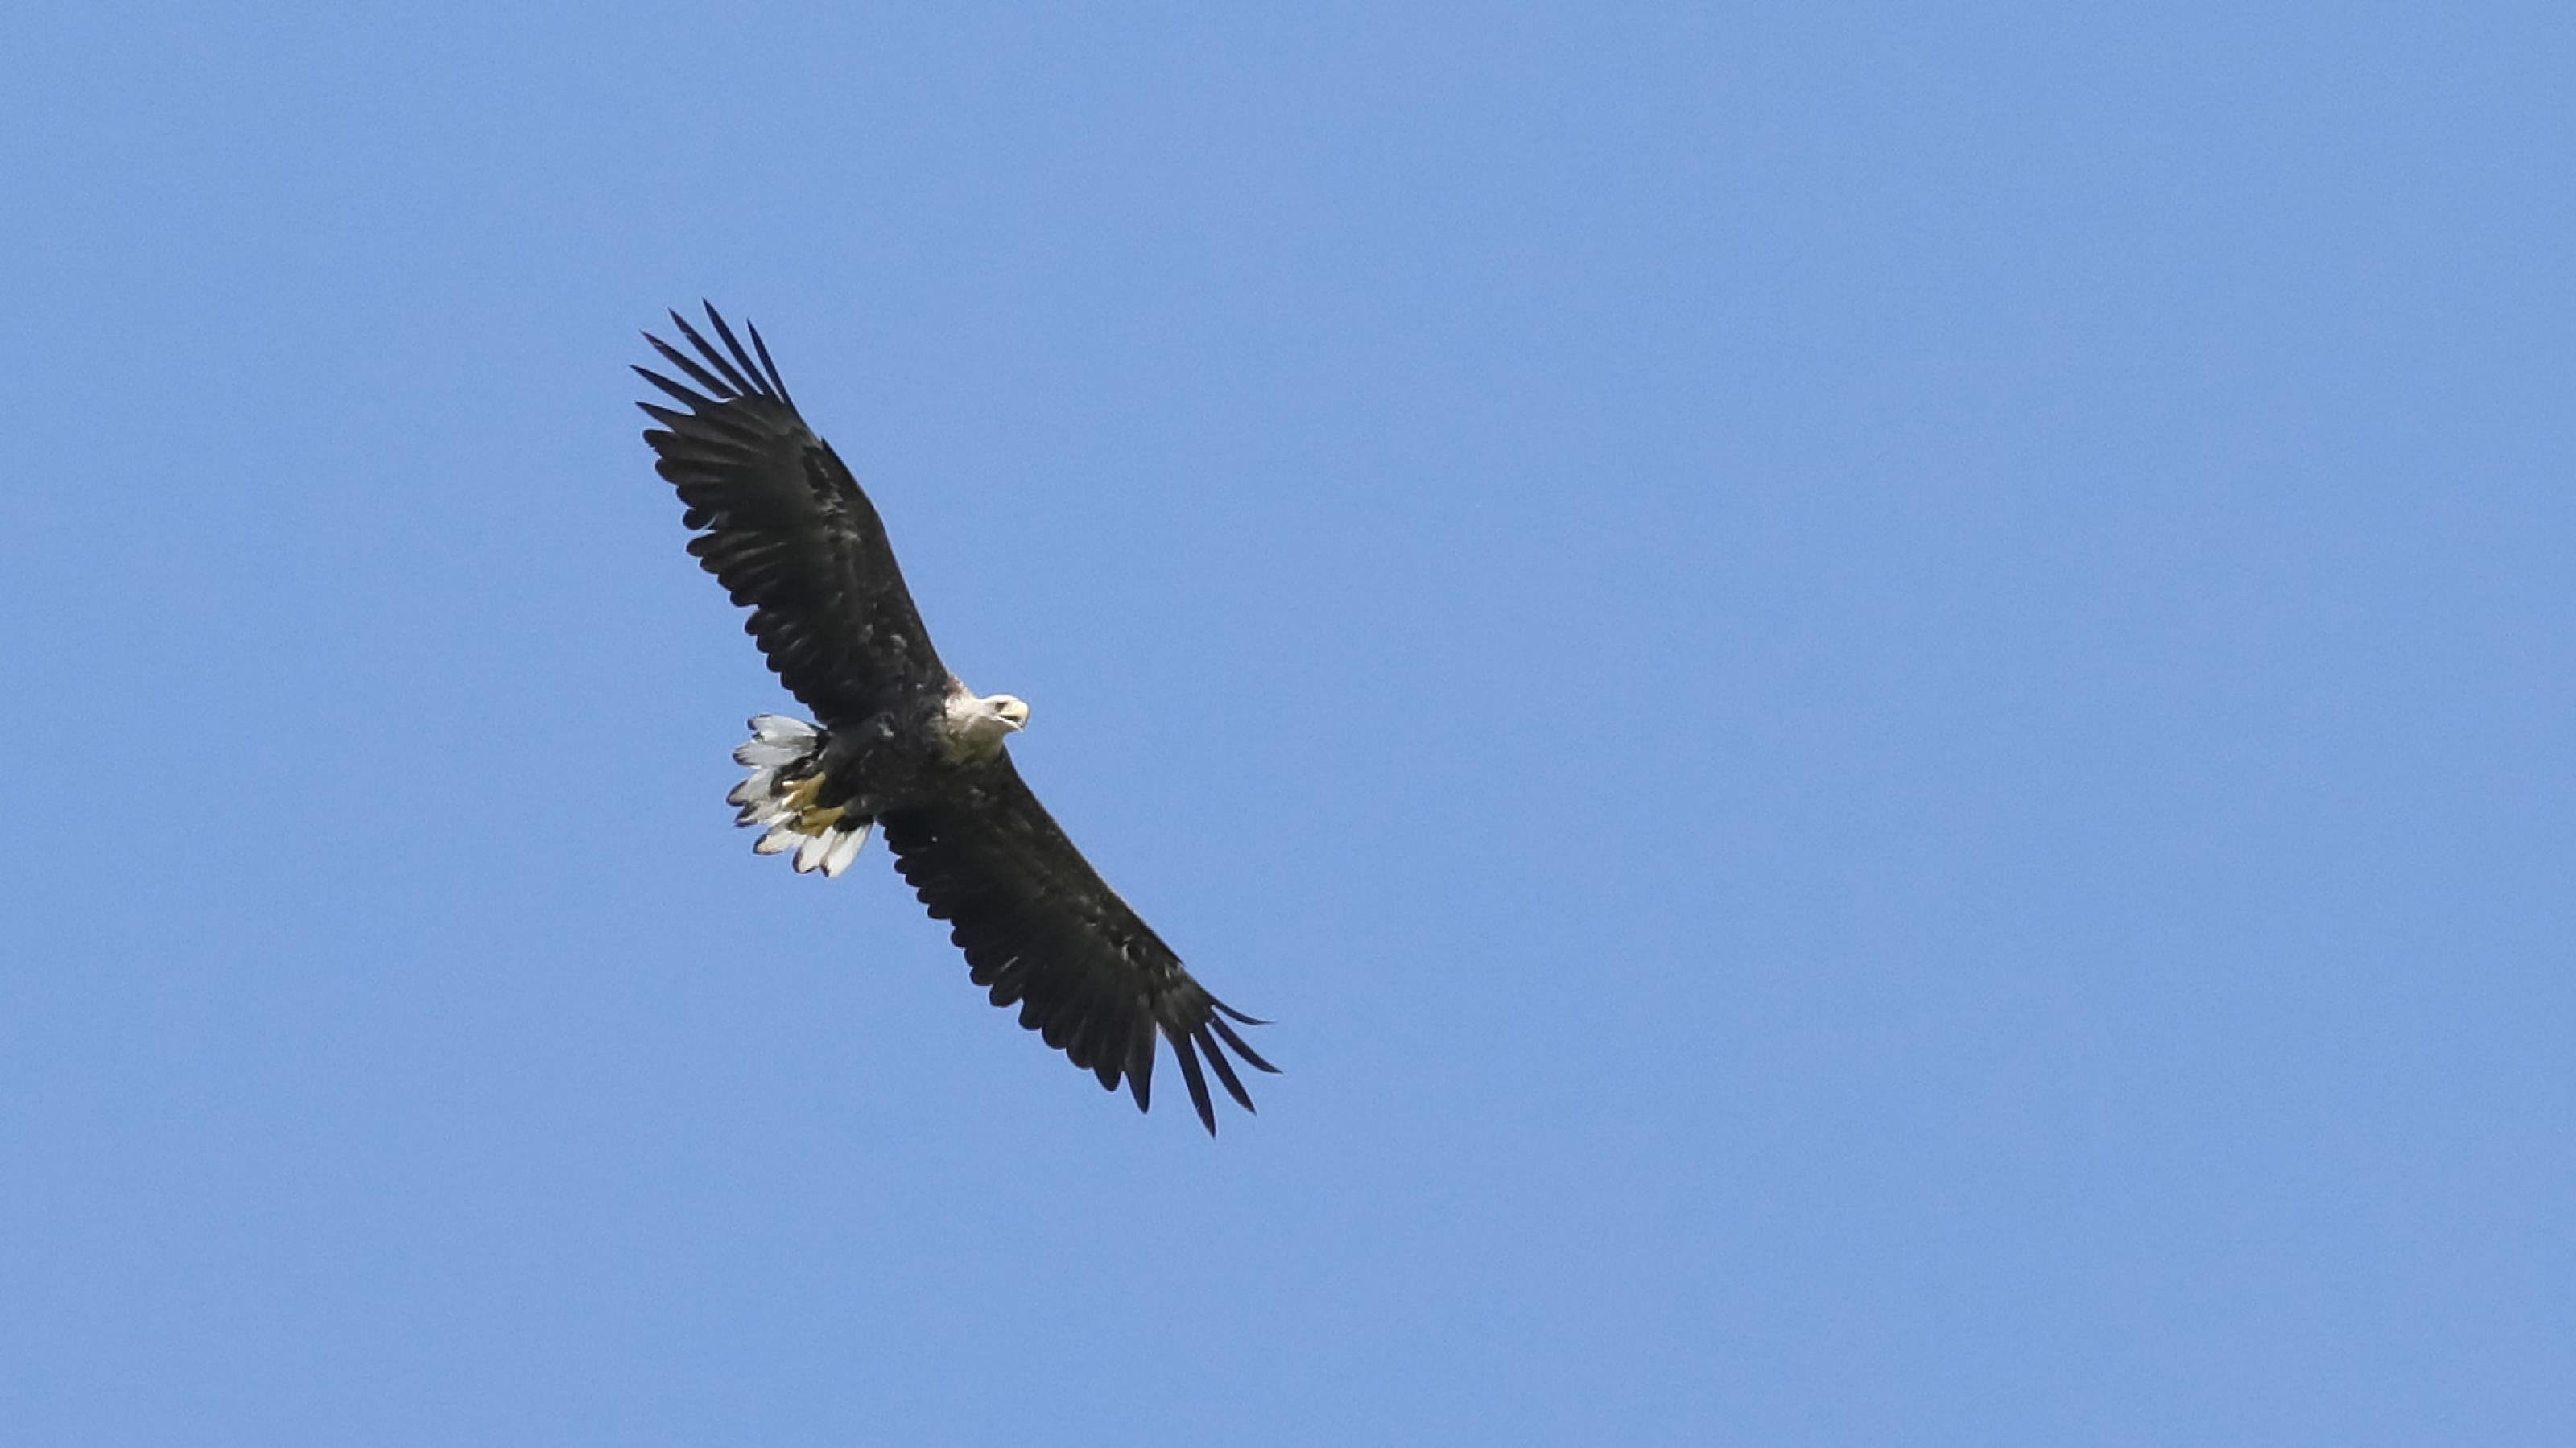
[634,304,1274,1132]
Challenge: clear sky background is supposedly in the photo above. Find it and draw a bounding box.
[4,4,2570,1443]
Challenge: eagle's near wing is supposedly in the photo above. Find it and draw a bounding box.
[881,755,1279,1134]
[633,306,944,724]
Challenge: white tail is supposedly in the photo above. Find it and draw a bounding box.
[728,715,872,878]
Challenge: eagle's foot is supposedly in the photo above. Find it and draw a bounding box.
[726,715,873,877]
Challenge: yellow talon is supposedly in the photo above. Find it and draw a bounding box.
[777,771,844,832]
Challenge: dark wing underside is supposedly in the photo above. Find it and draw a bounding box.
[634,304,944,724]
[881,754,1278,1134]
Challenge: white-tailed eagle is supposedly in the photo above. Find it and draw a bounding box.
[634,304,1275,1133]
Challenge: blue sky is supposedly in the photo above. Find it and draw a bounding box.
[5,3,2570,1442]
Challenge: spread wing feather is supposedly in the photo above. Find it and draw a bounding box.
[881,756,1278,1134]
[634,304,944,723]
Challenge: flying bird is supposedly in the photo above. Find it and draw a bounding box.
[633,303,1276,1132]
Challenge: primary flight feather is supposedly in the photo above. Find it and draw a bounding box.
[634,303,1275,1133]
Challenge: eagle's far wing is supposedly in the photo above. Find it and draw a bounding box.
[634,304,945,723]
[880,755,1278,1133]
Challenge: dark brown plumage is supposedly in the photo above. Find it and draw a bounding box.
[634,303,1275,1132]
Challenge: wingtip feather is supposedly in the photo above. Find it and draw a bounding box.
[745,317,794,406]
[1207,1013,1281,1075]
[704,305,775,402]
[1126,1028,1154,1113]
[1198,1025,1258,1113]
[1170,1030,1217,1135]
[671,308,758,398]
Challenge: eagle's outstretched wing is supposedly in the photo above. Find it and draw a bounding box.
[881,755,1279,1133]
[634,305,944,724]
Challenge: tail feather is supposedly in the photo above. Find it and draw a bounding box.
[729,715,871,877]
[728,767,779,814]
[822,823,872,876]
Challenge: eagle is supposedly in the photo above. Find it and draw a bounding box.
[633,303,1276,1133]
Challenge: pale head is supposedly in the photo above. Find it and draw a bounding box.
[943,686,1031,760]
